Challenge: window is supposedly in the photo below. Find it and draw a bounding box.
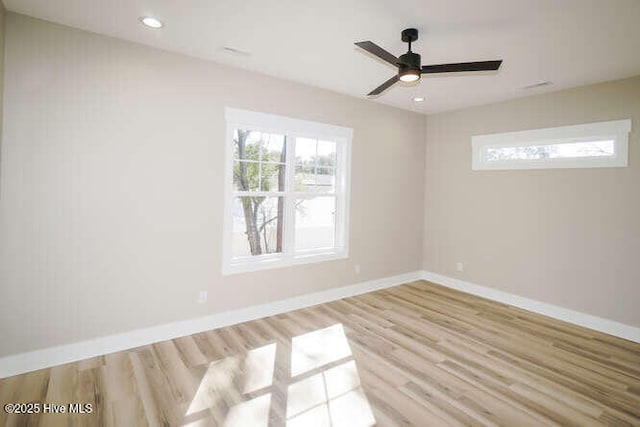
[223,108,352,274]
[472,119,631,170]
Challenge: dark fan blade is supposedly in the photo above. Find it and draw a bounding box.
[355,41,399,67]
[422,60,502,74]
[367,75,400,96]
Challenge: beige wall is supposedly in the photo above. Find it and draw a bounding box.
[424,76,640,327]
[0,2,5,156]
[0,14,425,356]
[3,12,638,359]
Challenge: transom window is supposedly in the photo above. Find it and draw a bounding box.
[472,119,631,170]
[223,108,352,274]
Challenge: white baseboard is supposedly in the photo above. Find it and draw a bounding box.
[3,269,637,378]
[0,271,422,379]
[420,270,640,344]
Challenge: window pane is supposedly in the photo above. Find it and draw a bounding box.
[295,197,336,251]
[233,161,262,192]
[234,130,261,161]
[261,164,286,192]
[295,137,317,166]
[317,167,335,176]
[232,197,284,257]
[317,140,337,167]
[234,130,286,163]
[315,168,336,193]
[233,129,286,193]
[295,167,335,193]
[486,139,615,162]
[294,166,312,192]
[263,134,286,163]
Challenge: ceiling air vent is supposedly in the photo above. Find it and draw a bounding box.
[522,81,552,90]
[221,46,251,57]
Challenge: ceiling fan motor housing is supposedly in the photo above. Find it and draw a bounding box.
[399,52,421,70]
[398,52,421,81]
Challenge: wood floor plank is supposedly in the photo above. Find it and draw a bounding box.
[1,280,639,426]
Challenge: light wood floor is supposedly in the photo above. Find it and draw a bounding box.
[1,280,639,426]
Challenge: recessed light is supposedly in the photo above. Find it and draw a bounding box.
[413,97,425,102]
[140,16,164,29]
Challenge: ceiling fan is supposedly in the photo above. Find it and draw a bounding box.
[355,28,503,96]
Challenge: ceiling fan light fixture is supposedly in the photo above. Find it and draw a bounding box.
[355,28,502,96]
[399,69,421,82]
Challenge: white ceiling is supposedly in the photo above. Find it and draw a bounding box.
[5,0,640,115]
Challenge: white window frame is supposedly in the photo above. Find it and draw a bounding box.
[471,119,631,170]
[223,107,352,275]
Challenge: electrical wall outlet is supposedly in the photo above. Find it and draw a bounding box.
[355,264,361,274]
[197,290,208,304]
[456,262,464,272]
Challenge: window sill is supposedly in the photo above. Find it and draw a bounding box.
[222,249,348,275]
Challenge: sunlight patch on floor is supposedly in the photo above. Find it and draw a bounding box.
[329,388,375,427]
[287,373,327,418]
[223,393,272,427]
[184,323,375,426]
[286,359,375,427]
[181,417,218,427]
[242,343,277,394]
[324,360,360,398]
[286,403,330,427]
[186,356,240,415]
[291,324,352,376]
